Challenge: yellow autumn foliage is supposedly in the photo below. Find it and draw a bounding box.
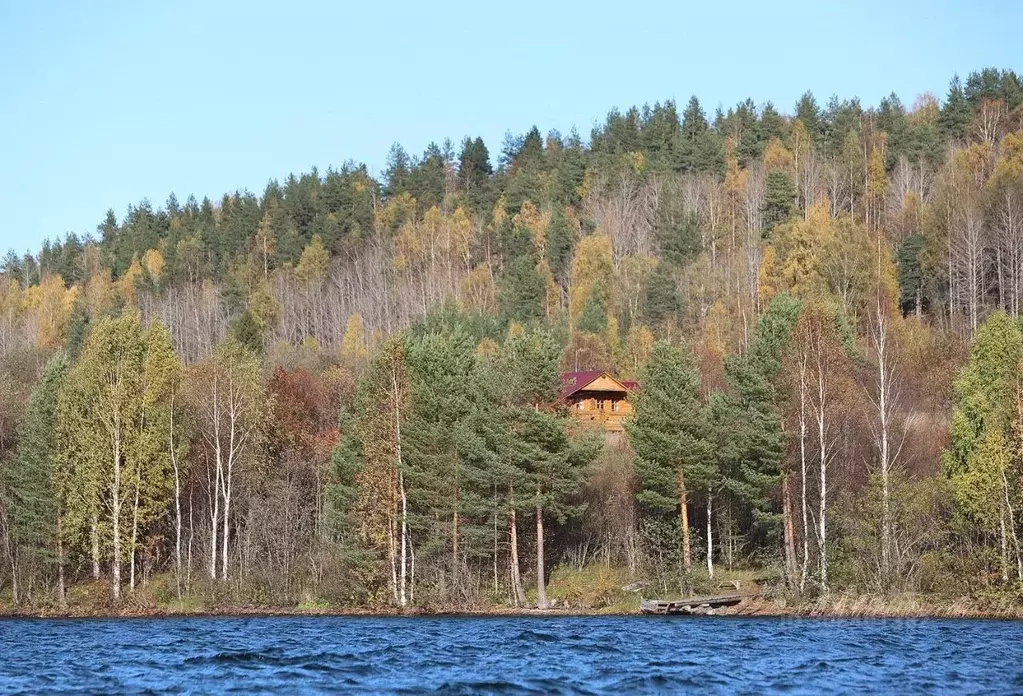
[623,323,654,378]
[513,201,549,256]
[119,257,145,303]
[22,274,78,349]
[296,234,329,283]
[340,313,368,363]
[142,248,165,285]
[764,137,794,172]
[569,235,614,320]
[460,263,497,316]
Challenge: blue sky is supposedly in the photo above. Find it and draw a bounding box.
[1,0,1020,256]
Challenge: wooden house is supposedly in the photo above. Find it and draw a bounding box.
[560,371,639,432]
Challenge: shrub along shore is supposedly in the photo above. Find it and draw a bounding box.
[3,569,1022,621]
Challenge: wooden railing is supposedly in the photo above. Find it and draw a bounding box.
[570,410,627,431]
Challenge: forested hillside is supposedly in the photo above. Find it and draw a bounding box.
[3,68,1023,610]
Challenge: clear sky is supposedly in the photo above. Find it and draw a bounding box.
[1,0,1020,256]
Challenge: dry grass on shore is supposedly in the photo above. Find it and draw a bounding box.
[733,592,1023,620]
[4,566,1023,620]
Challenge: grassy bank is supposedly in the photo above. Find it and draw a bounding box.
[732,593,1023,620]
[3,565,1022,620]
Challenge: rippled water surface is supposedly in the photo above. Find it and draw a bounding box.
[1,615,1022,694]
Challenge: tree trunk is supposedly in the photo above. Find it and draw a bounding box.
[399,470,408,608]
[873,302,894,586]
[817,412,829,592]
[536,500,548,609]
[171,398,183,600]
[452,509,459,587]
[782,471,797,586]
[187,490,194,592]
[509,492,526,606]
[111,433,122,603]
[221,468,231,581]
[392,366,408,608]
[57,516,66,607]
[130,469,141,592]
[798,354,810,593]
[91,513,100,581]
[1002,466,1023,581]
[2,509,17,605]
[706,494,714,580]
[1001,507,1010,584]
[388,515,398,604]
[678,467,692,593]
[409,526,416,605]
[492,486,499,594]
[210,452,221,581]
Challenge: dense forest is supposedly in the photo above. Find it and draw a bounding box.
[3,68,1023,611]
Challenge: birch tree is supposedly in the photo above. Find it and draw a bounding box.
[354,337,411,606]
[185,338,265,581]
[59,313,148,602]
[864,243,905,585]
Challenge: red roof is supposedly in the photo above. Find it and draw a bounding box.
[560,371,639,399]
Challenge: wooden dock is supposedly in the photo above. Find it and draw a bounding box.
[640,594,744,615]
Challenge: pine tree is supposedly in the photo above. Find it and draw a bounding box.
[500,326,597,608]
[677,96,723,173]
[794,91,824,144]
[403,328,491,592]
[626,341,715,591]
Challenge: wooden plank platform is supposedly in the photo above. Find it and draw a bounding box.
[640,594,743,615]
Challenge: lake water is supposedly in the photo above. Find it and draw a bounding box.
[1,615,1021,694]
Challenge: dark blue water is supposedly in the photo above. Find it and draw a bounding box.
[1,615,1021,694]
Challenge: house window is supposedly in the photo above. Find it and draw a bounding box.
[612,400,620,412]
[576,400,586,410]
[596,399,606,411]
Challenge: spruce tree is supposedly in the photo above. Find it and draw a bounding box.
[897,234,926,316]
[499,256,545,324]
[229,309,264,356]
[715,294,801,537]
[545,207,574,284]
[576,282,609,334]
[642,262,681,325]
[943,312,1023,581]
[763,170,797,233]
[3,355,69,603]
[457,136,493,214]
[939,75,972,142]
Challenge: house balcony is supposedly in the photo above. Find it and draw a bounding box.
[569,406,629,432]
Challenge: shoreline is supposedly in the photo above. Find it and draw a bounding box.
[3,594,1022,621]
